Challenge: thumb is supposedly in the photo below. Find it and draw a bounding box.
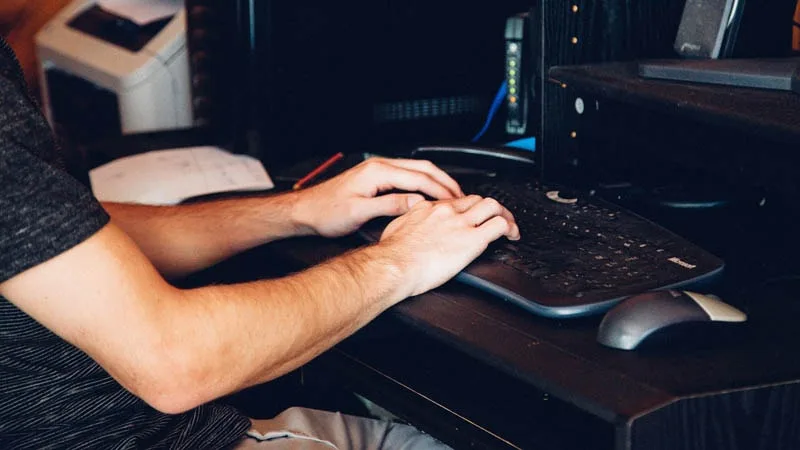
[405,193,426,209]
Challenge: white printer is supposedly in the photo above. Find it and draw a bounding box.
[35,0,193,142]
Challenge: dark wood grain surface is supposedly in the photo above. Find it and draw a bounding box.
[549,62,800,145]
[268,234,800,449]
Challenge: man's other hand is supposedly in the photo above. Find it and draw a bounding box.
[378,195,520,299]
[292,157,464,238]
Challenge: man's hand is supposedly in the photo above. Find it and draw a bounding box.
[291,157,464,238]
[378,195,520,299]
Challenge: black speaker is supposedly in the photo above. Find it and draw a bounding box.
[674,0,796,59]
[674,0,739,59]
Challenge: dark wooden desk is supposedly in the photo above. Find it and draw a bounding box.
[550,62,800,145]
[122,128,800,448]
[258,234,800,450]
[156,136,800,449]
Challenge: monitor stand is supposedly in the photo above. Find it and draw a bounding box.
[638,57,800,93]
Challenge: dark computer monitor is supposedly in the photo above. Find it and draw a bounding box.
[185,0,532,167]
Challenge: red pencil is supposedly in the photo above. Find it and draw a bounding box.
[292,152,345,190]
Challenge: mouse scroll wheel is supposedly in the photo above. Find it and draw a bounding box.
[546,190,578,204]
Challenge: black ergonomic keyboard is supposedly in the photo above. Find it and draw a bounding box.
[360,180,725,318]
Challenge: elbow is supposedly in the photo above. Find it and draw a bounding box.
[124,342,219,415]
[141,389,204,416]
[125,365,206,415]
[104,289,236,414]
[132,369,215,415]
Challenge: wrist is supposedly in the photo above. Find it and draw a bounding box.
[283,190,318,237]
[337,243,412,308]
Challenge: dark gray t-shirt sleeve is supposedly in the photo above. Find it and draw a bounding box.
[0,128,109,284]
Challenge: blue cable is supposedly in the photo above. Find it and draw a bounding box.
[504,136,536,152]
[471,81,508,143]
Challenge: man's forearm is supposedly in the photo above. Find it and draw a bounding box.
[0,223,407,415]
[103,192,310,278]
[140,243,406,413]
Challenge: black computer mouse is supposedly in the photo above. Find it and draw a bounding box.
[596,290,747,350]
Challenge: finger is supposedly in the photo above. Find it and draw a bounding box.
[367,193,426,218]
[475,215,518,242]
[379,158,464,197]
[443,194,484,213]
[463,198,518,230]
[369,162,456,200]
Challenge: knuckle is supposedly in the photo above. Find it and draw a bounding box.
[432,202,456,214]
[361,159,384,172]
[502,218,514,233]
[421,160,436,169]
[365,156,385,164]
[491,215,510,228]
[483,197,502,210]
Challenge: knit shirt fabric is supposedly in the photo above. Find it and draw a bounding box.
[0,39,250,449]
